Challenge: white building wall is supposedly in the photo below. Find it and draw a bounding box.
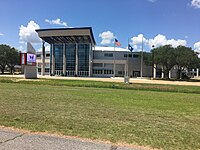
[36,46,153,77]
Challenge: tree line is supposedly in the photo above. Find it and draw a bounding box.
[0,44,19,74]
[144,45,200,79]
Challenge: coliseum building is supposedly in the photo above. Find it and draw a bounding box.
[36,27,199,78]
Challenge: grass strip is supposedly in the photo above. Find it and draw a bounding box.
[0,79,199,150]
[1,77,200,94]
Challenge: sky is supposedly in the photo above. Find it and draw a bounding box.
[0,0,200,52]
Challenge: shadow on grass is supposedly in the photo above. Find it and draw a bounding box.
[153,78,200,82]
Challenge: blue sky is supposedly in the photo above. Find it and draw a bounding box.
[0,0,200,52]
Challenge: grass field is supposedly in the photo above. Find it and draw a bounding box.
[0,77,200,150]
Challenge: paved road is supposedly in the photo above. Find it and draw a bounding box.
[0,128,142,150]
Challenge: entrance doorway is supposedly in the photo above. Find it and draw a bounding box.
[133,71,140,77]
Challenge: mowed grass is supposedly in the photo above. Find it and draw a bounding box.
[0,78,200,150]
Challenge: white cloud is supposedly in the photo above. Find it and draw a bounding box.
[38,44,50,52]
[167,39,187,47]
[130,34,149,51]
[19,21,41,43]
[99,31,115,45]
[133,45,138,50]
[45,18,67,27]
[0,33,4,36]
[194,41,200,51]
[148,34,186,48]
[131,34,187,51]
[148,34,167,47]
[131,34,148,45]
[191,0,200,8]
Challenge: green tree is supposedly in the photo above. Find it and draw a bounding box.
[152,45,176,79]
[175,46,200,79]
[7,48,20,73]
[0,44,19,74]
[143,52,153,66]
[0,45,10,74]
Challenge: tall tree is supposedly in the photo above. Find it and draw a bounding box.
[7,48,20,73]
[0,45,10,74]
[0,44,19,74]
[175,46,200,79]
[152,45,176,78]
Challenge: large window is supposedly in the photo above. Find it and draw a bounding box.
[66,44,76,71]
[46,53,50,58]
[36,54,41,58]
[51,43,90,76]
[104,69,113,74]
[54,44,63,71]
[93,69,103,74]
[133,54,139,58]
[104,63,113,68]
[45,68,50,72]
[104,53,113,57]
[93,63,103,67]
[124,54,132,58]
[78,44,89,71]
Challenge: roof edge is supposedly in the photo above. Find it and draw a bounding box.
[36,27,96,45]
[35,27,92,32]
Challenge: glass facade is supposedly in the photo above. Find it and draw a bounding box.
[66,44,76,71]
[54,44,63,71]
[78,44,89,71]
[50,43,90,76]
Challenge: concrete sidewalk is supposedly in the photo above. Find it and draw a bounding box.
[1,74,200,86]
[0,127,142,150]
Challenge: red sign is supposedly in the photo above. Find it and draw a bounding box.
[20,53,36,66]
[20,53,27,65]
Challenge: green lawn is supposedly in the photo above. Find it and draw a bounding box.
[0,78,200,150]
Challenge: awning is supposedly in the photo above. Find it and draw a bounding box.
[36,27,96,45]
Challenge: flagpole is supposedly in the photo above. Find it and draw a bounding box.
[113,41,116,77]
[114,38,121,77]
[140,35,143,78]
[127,38,129,77]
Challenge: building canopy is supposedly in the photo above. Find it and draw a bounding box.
[36,27,96,45]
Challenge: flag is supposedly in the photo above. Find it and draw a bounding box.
[115,38,121,47]
[128,44,134,52]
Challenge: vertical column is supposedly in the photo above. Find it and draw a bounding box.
[125,60,127,76]
[169,70,171,79]
[113,50,116,77]
[161,66,164,79]
[197,68,199,77]
[75,43,78,76]
[192,69,195,77]
[41,41,45,76]
[88,43,92,77]
[153,64,156,78]
[51,44,55,75]
[63,44,66,76]
[124,63,126,77]
[127,53,129,76]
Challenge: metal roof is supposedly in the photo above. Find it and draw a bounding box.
[36,27,96,45]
